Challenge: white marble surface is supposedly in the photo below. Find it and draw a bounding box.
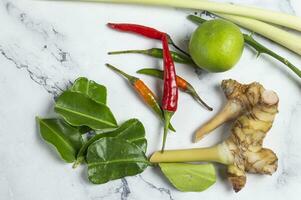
[1,0,301,199]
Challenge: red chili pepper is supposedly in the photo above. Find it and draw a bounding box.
[161,33,179,152]
[107,23,190,56]
[107,23,164,40]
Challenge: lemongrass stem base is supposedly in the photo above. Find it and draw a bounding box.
[150,143,233,165]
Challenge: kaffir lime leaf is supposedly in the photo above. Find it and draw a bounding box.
[159,163,216,192]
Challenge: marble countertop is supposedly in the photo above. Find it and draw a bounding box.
[1,0,301,199]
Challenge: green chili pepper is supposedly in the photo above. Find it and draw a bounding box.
[108,48,194,65]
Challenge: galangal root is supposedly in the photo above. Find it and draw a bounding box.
[150,79,279,192]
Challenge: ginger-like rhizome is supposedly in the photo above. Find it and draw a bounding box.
[223,80,278,191]
[151,79,279,192]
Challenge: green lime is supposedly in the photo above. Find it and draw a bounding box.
[189,19,244,72]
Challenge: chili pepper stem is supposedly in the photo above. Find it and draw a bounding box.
[167,36,190,57]
[187,85,213,111]
[108,49,148,55]
[73,157,84,169]
[193,94,213,111]
[160,113,176,132]
[162,111,173,152]
[106,63,137,83]
[187,15,207,24]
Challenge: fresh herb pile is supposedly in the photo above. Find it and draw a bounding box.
[37,77,149,184]
[37,77,216,191]
[37,0,301,192]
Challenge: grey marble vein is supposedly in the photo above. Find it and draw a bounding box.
[0,45,67,97]
[3,0,71,66]
[120,178,131,200]
[116,178,131,200]
[5,2,63,39]
[138,175,174,200]
[0,0,80,96]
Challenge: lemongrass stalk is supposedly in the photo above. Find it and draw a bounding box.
[76,0,301,32]
[150,143,233,165]
[216,13,301,56]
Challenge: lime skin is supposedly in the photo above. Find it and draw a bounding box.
[189,19,244,72]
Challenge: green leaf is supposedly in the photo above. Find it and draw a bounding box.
[97,118,147,152]
[87,137,149,184]
[159,163,216,192]
[55,91,117,130]
[69,77,107,134]
[74,119,147,168]
[71,77,107,104]
[37,118,83,163]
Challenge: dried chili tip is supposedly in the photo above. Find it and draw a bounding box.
[107,23,117,29]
